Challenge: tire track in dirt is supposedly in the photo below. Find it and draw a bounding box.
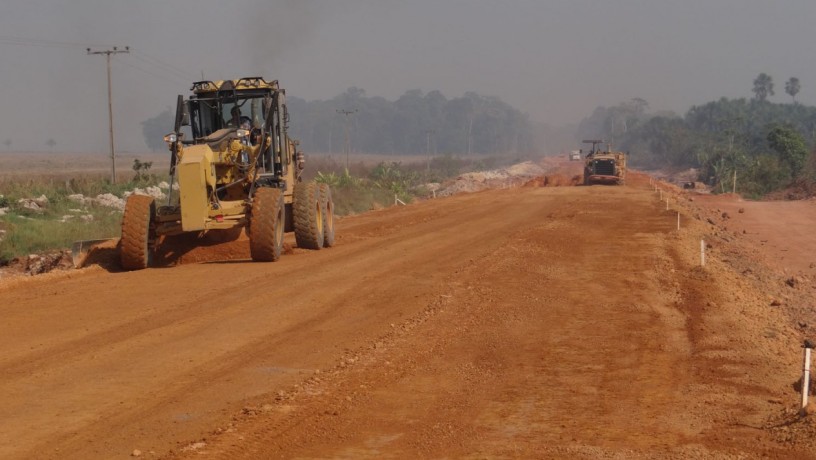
[163,184,719,459]
[2,176,813,459]
[2,188,567,459]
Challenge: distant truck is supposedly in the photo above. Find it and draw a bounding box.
[569,150,581,161]
[581,139,626,185]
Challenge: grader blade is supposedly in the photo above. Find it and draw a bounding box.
[71,238,117,268]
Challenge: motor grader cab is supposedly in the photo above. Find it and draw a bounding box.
[581,139,626,185]
[119,77,335,270]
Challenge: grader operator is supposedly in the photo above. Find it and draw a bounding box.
[119,77,334,270]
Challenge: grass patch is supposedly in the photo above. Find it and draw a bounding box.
[1,211,121,260]
[1,153,525,261]
[0,173,164,262]
[309,153,525,215]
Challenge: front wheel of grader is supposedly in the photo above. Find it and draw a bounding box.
[293,181,324,250]
[120,194,156,270]
[249,187,285,262]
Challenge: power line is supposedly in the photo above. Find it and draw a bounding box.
[0,35,196,86]
[113,58,190,86]
[130,51,196,82]
[0,34,112,49]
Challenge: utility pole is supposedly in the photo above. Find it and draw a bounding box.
[425,129,435,173]
[87,46,129,184]
[336,109,357,169]
[733,169,737,194]
[467,116,473,155]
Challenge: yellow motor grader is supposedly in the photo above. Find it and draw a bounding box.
[581,139,627,185]
[119,77,334,270]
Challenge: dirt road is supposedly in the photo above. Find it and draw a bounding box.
[1,173,814,459]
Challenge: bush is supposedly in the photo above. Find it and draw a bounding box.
[132,158,154,182]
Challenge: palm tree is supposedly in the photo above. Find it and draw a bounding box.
[752,73,774,101]
[785,77,801,104]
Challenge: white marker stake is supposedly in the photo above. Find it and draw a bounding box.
[803,344,812,413]
[666,198,669,210]
[700,239,706,266]
[677,212,680,230]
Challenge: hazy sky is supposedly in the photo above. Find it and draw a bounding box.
[1,0,815,153]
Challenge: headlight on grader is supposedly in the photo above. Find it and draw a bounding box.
[236,129,250,139]
[163,133,177,144]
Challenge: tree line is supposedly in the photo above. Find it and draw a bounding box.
[286,88,536,155]
[142,88,538,157]
[576,74,816,197]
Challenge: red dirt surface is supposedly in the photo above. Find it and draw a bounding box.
[689,193,816,274]
[524,157,584,187]
[0,162,815,459]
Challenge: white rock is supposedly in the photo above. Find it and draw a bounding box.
[17,198,43,213]
[181,442,207,452]
[128,187,165,200]
[158,181,170,189]
[123,186,167,199]
[80,214,94,222]
[145,186,165,199]
[67,194,87,204]
[33,194,49,206]
[94,193,125,210]
[0,207,8,216]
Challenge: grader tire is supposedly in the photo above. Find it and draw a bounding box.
[120,195,155,270]
[249,187,284,262]
[318,183,335,248]
[293,181,323,250]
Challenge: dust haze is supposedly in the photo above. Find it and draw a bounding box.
[1,0,814,153]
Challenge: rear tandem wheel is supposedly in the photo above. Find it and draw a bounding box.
[318,183,335,248]
[293,181,324,250]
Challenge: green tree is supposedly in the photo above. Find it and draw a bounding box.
[785,77,801,103]
[767,125,807,177]
[752,73,774,101]
[141,108,174,152]
[286,88,536,155]
[132,158,153,181]
[576,98,651,143]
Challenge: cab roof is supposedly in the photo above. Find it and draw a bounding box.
[190,77,279,94]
